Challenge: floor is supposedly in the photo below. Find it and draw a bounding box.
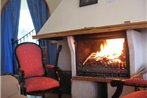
[27,93,71,98]
[47,93,71,98]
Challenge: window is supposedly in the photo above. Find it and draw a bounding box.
[18,0,38,44]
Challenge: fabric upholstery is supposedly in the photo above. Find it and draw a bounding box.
[16,44,44,78]
[121,90,147,98]
[8,94,27,98]
[1,75,19,98]
[25,77,60,92]
[1,75,27,98]
[124,79,147,86]
[15,43,61,96]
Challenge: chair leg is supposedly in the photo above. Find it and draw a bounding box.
[58,89,62,98]
[42,95,45,98]
[21,88,27,96]
[58,93,61,98]
[111,80,124,98]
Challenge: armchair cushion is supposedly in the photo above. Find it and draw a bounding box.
[122,90,147,98]
[25,77,60,92]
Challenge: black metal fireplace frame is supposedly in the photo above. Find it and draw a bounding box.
[75,31,130,78]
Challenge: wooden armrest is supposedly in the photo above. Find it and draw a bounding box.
[46,64,56,69]
[18,70,26,95]
[125,71,147,87]
[45,64,60,70]
[124,79,147,87]
[45,64,61,82]
[18,70,25,83]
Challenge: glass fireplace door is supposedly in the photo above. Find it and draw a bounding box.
[75,31,130,78]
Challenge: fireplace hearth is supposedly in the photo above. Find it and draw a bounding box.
[75,31,130,78]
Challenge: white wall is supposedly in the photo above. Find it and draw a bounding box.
[127,29,147,75]
[57,38,71,70]
[72,80,98,98]
[127,30,143,75]
[141,29,147,80]
[38,0,147,35]
[45,0,62,14]
[141,29,147,65]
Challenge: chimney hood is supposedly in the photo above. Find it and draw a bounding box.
[33,0,147,39]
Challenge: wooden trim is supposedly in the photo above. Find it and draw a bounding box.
[33,21,147,39]
[72,76,127,83]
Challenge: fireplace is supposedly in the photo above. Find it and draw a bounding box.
[34,20,147,98]
[75,31,130,78]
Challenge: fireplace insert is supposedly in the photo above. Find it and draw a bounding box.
[75,31,130,78]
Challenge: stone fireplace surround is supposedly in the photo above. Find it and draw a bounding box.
[34,22,147,98]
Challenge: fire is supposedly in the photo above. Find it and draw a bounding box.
[95,39,124,62]
[83,38,125,65]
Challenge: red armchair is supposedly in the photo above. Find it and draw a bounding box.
[122,90,147,98]
[15,42,62,98]
[111,72,147,98]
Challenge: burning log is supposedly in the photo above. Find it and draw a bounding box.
[83,53,96,65]
[82,53,126,70]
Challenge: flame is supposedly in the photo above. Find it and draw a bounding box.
[83,38,125,65]
[94,38,124,63]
